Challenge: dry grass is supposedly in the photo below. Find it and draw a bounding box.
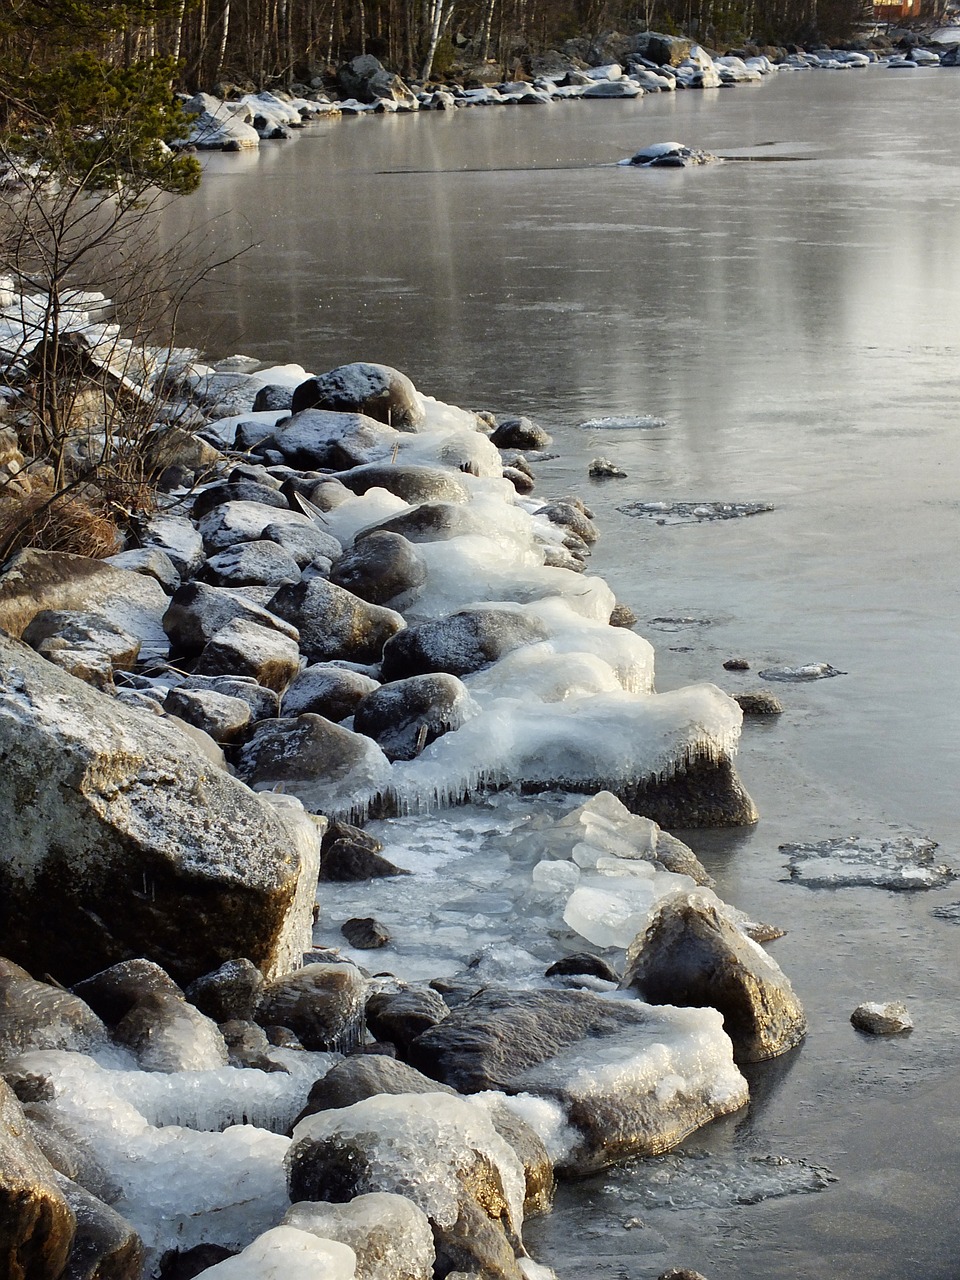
[0,487,123,561]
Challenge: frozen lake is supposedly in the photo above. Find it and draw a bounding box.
[159,64,960,1279]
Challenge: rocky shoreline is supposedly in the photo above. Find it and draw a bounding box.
[0,309,821,1280]
[180,28,960,149]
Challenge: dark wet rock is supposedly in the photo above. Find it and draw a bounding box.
[544,953,620,983]
[0,634,321,986]
[158,1243,237,1280]
[655,831,714,885]
[622,893,807,1062]
[105,548,181,595]
[734,690,784,716]
[0,1079,77,1280]
[534,499,599,545]
[431,1197,525,1280]
[282,1194,435,1280]
[270,409,397,470]
[0,966,107,1066]
[56,1173,144,1280]
[353,673,476,762]
[336,463,471,506]
[320,838,410,882]
[341,917,390,949]
[850,1001,913,1035]
[380,608,547,681]
[490,416,552,450]
[0,550,169,661]
[257,962,365,1051]
[262,521,342,570]
[281,664,379,721]
[192,618,302,693]
[236,714,391,818]
[322,818,382,855]
[365,987,449,1055]
[291,363,425,430]
[292,1053,457,1129]
[228,464,282,489]
[329,531,427,606]
[219,1019,282,1071]
[202,540,302,589]
[723,657,750,671]
[609,602,637,628]
[615,755,759,828]
[251,384,294,413]
[176,674,280,723]
[113,990,229,1072]
[162,686,253,744]
[72,959,183,1027]
[407,987,748,1174]
[502,465,535,494]
[184,959,265,1024]
[782,834,954,890]
[192,481,291,521]
[162,581,298,657]
[267,578,404,665]
[632,31,693,64]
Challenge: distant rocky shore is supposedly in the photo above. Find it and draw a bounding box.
[0,304,818,1280]
[181,27,960,148]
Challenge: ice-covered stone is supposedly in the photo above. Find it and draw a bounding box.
[139,513,206,579]
[283,1193,434,1280]
[0,964,107,1066]
[199,500,318,555]
[267,578,405,665]
[203,540,302,588]
[783,834,954,890]
[850,1001,913,1035]
[353,674,479,762]
[114,991,229,1072]
[329,532,427,607]
[22,609,141,671]
[406,988,748,1173]
[291,363,425,431]
[172,1226,356,1279]
[163,686,253,743]
[257,963,365,1052]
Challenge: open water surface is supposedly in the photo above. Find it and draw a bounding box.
[159,67,960,1279]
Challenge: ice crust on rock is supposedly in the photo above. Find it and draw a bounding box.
[196,1226,358,1279]
[283,1193,435,1280]
[288,1092,528,1234]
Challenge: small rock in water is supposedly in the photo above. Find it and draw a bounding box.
[734,690,784,716]
[850,1001,913,1035]
[783,835,954,890]
[659,1271,711,1280]
[758,662,845,682]
[626,141,718,167]
[618,500,774,525]
[589,457,627,478]
[341,917,390,949]
[723,657,750,671]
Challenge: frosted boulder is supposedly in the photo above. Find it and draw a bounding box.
[284,1193,434,1280]
[193,618,302,693]
[380,607,548,681]
[186,959,265,1025]
[291,363,425,431]
[329,532,427,606]
[353,675,479,762]
[22,608,141,672]
[0,634,321,985]
[0,1079,77,1279]
[267,578,405,665]
[336,463,472,507]
[183,94,261,150]
[139,513,206,579]
[271,409,401,470]
[106,547,181,594]
[72,958,184,1026]
[622,892,807,1062]
[281,664,380,721]
[178,674,281,723]
[193,481,289,523]
[203,540,302,589]
[237,715,392,820]
[287,1093,530,1277]
[263,520,343,570]
[257,963,365,1052]
[0,549,169,661]
[162,581,299,657]
[850,1001,913,1035]
[162,686,253,744]
[198,500,318,556]
[293,1054,457,1127]
[406,988,748,1174]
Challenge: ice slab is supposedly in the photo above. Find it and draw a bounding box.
[618,500,775,525]
[783,834,955,890]
[605,1149,837,1212]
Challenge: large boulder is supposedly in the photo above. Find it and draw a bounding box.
[353,674,477,761]
[0,1078,77,1280]
[267,578,404,665]
[336,56,418,109]
[632,31,693,64]
[407,987,749,1174]
[335,463,471,506]
[291,363,425,430]
[162,581,299,658]
[0,550,169,662]
[0,634,322,985]
[328,532,427,607]
[270,410,398,470]
[380,608,547,681]
[621,892,807,1062]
